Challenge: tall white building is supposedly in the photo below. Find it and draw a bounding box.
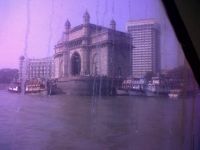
[127,19,160,77]
[19,56,54,80]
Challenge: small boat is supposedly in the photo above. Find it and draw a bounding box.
[8,83,21,93]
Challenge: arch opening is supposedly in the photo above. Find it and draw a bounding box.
[71,52,81,76]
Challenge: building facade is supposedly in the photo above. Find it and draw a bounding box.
[54,11,131,79]
[19,56,54,81]
[127,19,160,77]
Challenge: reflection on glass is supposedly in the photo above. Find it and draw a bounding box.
[0,0,199,150]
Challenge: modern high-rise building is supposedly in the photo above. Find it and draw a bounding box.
[127,19,160,77]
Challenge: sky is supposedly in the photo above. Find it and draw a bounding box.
[0,0,185,70]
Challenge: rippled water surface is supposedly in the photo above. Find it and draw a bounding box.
[0,91,199,150]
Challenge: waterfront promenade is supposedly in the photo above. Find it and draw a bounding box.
[0,90,199,150]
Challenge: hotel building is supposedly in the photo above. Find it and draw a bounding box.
[127,19,160,77]
[19,56,54,80]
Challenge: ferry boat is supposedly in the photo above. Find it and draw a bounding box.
[116,80,129,96]
[116,78,145,96]
[24,79,46,94]
[145,76,170,97]
[145,82,157,96]
[168,89,182,99]
[128,78,145,96]
[25,84,45,93]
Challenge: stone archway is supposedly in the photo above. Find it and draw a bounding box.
[71,52,81,76]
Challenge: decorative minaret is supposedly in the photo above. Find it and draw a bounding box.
[64,19,71,41]
[65,19,71,31]
[82,10,90,75]
[110,19,116,30]
[83,10,90,38]
[63,19,71,77]
[83,10,90,25]
[19,56,25,81]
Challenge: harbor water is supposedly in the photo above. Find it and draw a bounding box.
[0,90,199,150]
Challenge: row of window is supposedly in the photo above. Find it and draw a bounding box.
[132,69,152,71]
[132,47,153,50]
[132,52,153,55]
[132,63,152,66]
[29,73,51,76]
[131,33,154,37]
[132,65,152,67]
[132,57,152,60]
[132,66,152,69]
[29,69,51,72]
[28,63,52,66]
[132,39,153,42]
[128,25,156,30]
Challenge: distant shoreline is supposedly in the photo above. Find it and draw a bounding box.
[0,83,9,90]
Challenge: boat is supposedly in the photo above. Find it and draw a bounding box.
[128,89,144,96]
[128,83,145,96]
[116,88,128,96]
[25,84,45,93]
[8,82,21,93]
[145,82,158,96]
[168,89,182,99]
[24,79,46,94]
[116,78,146,96]
[145,76,170,97]
[116,80,129,96]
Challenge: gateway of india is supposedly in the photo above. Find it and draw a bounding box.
[53,11,131,95]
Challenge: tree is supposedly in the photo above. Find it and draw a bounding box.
[0,69,18,83]
[144,71,155,82]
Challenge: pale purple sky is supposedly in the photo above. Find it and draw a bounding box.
[0,0,184,69]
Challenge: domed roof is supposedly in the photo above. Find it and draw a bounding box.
[110,19,116,25]
[110,19,116,30]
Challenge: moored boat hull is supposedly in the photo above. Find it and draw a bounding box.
[128,90,144,96]
[116,89,128,96]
